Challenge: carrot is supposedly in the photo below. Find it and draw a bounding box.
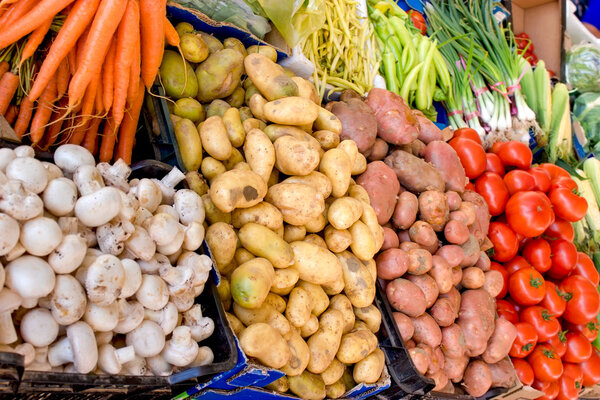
[29,74,57,144]
[140,0,166,88]
[0,72,19,115]
[112,0,139,128]
[4,104,17,125]
[0,0,75,49]
[56,57,70,100]
[164,15,179,47]
[82,116,101,154]
[67,0,127,109]
[102,38,116,112]
[95,73,104,114]
[0,61,9,78]
[67,47,77,75]
[13,97,34,138]
[19,17,53,67]
[67,114,89,145]
[0,0,36,28]
[126,5,141,106]
[41,97,69,150]
[99,114,116,162]
[27,0,101,103]
[80,72,99,122]
[116,80,144,164]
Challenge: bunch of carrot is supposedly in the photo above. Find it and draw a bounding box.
[0,0,171,164]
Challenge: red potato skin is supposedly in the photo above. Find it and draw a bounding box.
[475,251,491,271]
[399,241,419,252]
[430,255,453,294]
[446,191,462,211]
[441,323,466,359]
[376,248,409,280]
[397,231,412,244]
[420,240,440,255]
[409,347,429,375]
[365,88,420,145]
[460,235,481,267]
[483,270,504,298]
[488,358,518,388]
[444,220,470,245]
[392,191,419,230]
[429,347,446,374]
[414,110,443,144]
[386,278,427,317]
[482,318,518,364]
[452,266,463,286]
[330,96,378,154]
[423,141,467,193]
[367,138,389,161]
[385,150,445,193]
[427,370,450,391]
[407,273,439,308]
[411,313,443,348]
[381,227,400,250]
[444,354,469,382]
[397,139,426,158]
[439,286,461,316]
[431,298,456,327]
[357,161,400,224]
[463,360,493,397]
[407,248,433,275]
[418,191,449,232]
[461,191,491,244]
[393,312,414,341]
[409,221,437,247]
[458,289,496,357]
[436,245,465,268]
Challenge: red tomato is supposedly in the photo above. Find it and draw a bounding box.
[539,164,570,181]
[496,141,533,169]
[509,268,546,306]
[505,255,533,275]
[549,188,588,222]
[560,275,600,324]
[492,142,505,153]
[526,53,538,65]
[562,363,584,392]
[529,167,552,192]
[547,239,578,280]
[540,281,567,317]
[517,32,531,39]
[486,153,506,176]
[408,10,427,35]
[497,299,520,323]
[512,357,535,385]
[528,343,563,382]
[565,320,599,342]
[506,191,555,238]
[522,238,552,273]
[475,172,509,216]
[581,349,600,386]
[550,176,578,191]
[465,181,475,191]
[507,297,524,313]
[491,262,510,298]
[510,321,538,358]
[563,332,593,363]
[533,380,559,400]
[546,331,568,357]
[521,306,560,342]
[453,127,482,144]
[556,374,578,400]
[488,222,519,262]
[544,219,575,242]
[449,137,486,179]
[504,170,536,194]
[572,252,600,286]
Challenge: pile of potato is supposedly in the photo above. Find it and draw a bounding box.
[160,25,387,400]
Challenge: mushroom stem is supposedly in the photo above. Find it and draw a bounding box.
[48,337,74,366]
[0,313,17,344]
[97,159,131,192]
[161,326,199,367]
[115,346,135,365]
[183,305,215,342]
[161,168,186,189]
[159,264,194,292]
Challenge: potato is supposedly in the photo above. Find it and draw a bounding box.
[461,267,485,289]
[462,360,492,397]
[439,287,461,317]
[209,169,267,212]
[481,318,517,364]
[336,251,375,308]
[287,370,326,400]
[430,298,455,327]
[282,330,311,376]
[243,118,266,134]
[307,309,344,373]
[313,130,340,150]
[225,86,245,108]
[348,221,377,261]
[446,191,462,211]
[409,221,437,247]
[381,227,400,251]
[205,222,236,270]
[285,287,313,328]
[274,135,321,176]
[441,324,466,359]
[282,225,305,243]
[226,312,244,335]
[180,32,209,63]
[198,32,223,53]
[418,191,449,232]
[460,235,481,267]
[298,281,330,316]
[488,358,518,388]
[269,269,299,297]
[264,293,286,313]
[233,302,290,337]
[391,192,418,230]
[288,241,342,286]
[174,98,205,123]
[475,251,491,271]
[223,37,247,57]
[231,202,283,232]
[328,294,355,333]
[221,148,244,171]
[174,119,203,171]
[281,171,332,201]
[324,226,352,253]
[263,97,319,126]
[436,245,464,268]
[360,203,385,252]
[356,162,400,225]
[313,107,342,134]
[268,169,279,187]
[319,149,352,198]
[366,139,388,163]
[483,270,504,298]
[427,370,449,392]
[411,313,442,348]
[243,128,275,183]
[301,314,319,338]
[336,326,378,364]
[247,45,277,62]
[430,255,453,294]
[238,223,293,269]
[353,348,384,384]
[444,220,470,245]
[248,93,267,121]
[384,150,445,193]
[452,266,462,286]
[195,49,244,102]
[406,274,438,308]
[328,197,363,230]
[389,313,413,342]
[386,278,426,317]
[174,22,194,37]
[266,183,325,226]
[399,240,419,252]
[409,347,429,375]
[303,234,327,249]
[348,184,370,205]
[321,359,345,385]
[239,323,290,368]
[304,212,327,233]
[291,77,319,104]
[231,258,275,308]
[429,347,446,375]
[160,50,198,99]
[444,354,469,382]
[353,305,381,333]
[407,248,433,275]
[206,99,231,118]
[376,248,408,280]
[458,289,496,357]
[201,157,226,183]
[423,141,467,193]
[266,376,289,393]
[202,194,231,224]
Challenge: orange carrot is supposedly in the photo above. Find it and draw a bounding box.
[164,15,179,47]
[27,0,100,103]
[126,5,141,106]
[13,97,34,138]
[75,25,90,66]
[67,46,77,75]
[0,61,9,77]
[56,57,69,100]
[116,80,144,164]
[67,0,127,109]
[19,17,53,67]
[112,0,139,128]
[99,114,116,162]
[29,74,57,144]
[41,97,69,150]
[0,0,75,49]
[95,73,104,114]
[0,0,36,28]
[139,0,166,88]
[82,116,101,154]
[80,72,99,122]
[5,104,17,125]
[67,114,89,145]
[0,71,19,115]
[102,38,116,112]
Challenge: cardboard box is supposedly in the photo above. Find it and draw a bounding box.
[580,383,600,399]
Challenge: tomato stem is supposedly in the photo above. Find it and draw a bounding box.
[558,330,567,343]
[530,273,543,288]
[542,349,556,358]
[541,310,554,320]
[522,343,533,351]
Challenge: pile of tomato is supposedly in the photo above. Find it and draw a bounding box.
[516,32,539,66]
[449,128,600,400]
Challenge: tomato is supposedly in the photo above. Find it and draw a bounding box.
[549,188,588,222]
[540,281,567,317]
[492,142,505,153]
[529,167,552,192]
[504,170,536,194]
[465,181,475,191]
[547,239,578,280]
[517,32,531,39]
[521,306,560,342]
[562,363,584,392]
[496,141,533,170]
[560,275,600,324]
[505,255,533,275]
[550,176,578,191]
[522,238,552,273]
[528,343,563,382]
[526,53,538,65]
[512,357,535,385]
[507,297,524,313]
[572,252,600,286]
[449,137,486,179]
[486,153,506,176]
[453,127,482,145]
[505,191,555,238]
[491,262,510,298]
[509,268,546,306]
[566,320,599,342]
[544,218,575,242]
[539,164,570,181]
[510,321,538,358]
[497,299,520,323]
[556,374,578,400]
[475,172,509,216]
[488,222,519,262]
[408,10,427,35]
[581,349,600,386]
[533,380,559,400]
[563,332,593,363]
[546,331,568,357]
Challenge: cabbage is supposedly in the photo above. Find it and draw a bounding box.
[565,44,600,93]
[573,92,600,156]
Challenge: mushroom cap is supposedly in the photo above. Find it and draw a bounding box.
[183,222,205,252]
[20,217,63,256]
[5,157,48,194]
[0,263,4,289]
[20,308,59,347]
[66,321,98,373]
[85,255,125,305]
[146,354,173,376]
[42,178,77,217]
[125,320,165,358]
[98,344,132,375]
[13,146,35,158]
[84,302,119,332]
[5,256,55,299]
[73,165,104,196]
[148,213,183,247]
[162,326,198,367]
[120,259,142,299]
[50,275,87,325]
[134,179,162,213]
[156,205,179,220]
[136,275,169,310]
[113,300,144,334]
[155,229,184,256]
[0,288,22,313]
[145,302,179,335]
[53,145,95,175]
[0,213,19,256]
[174,190,205,225]
[0,148,16,172]
[125,226,156,261]
[75,187,122,227]
[41,162,63,181]
[48,234,87,274]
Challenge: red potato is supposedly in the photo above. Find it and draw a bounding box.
[463,360,492,397]
[405,339,416,348]
[399,240,419,251]
[392,191,419,230]
[458,202,477,226]
[449,210,470,226]
[436,245,464,268]
[365,88,419,145]
[441,324,466,359]
[475,251,491,271]
[376,248,409,280]
[381,227,400,250]
[488,359,518,388]
[384,150,445,193]
[458,289,496,357]
[459,235,480,267]
[431,298,456,327]
[407,248,433,275]
[483,270,504,298]
[386,278,427,317]
[431,347,446,374]
[460,267,485,289]
[439,287,461,316]
[439,381,455,394]
[430,255,453,294]
[444,354,469,382]
[409,221,437,247]
[446,191,462,211]
[397,139,426,158]
[444,220,470,245]
[411,313,442,348]
[407,274,439,308]
[451,266,463,286]
[417,343,434,373]
[330,93,378,154]
[461,191,491,244]
[420,239,440,255]
[409,347,429,375]
[481,318,518,364]
[423,140,467,193]
[356,161,400,224]
[367,138,389,161]
[427,370,449,391]
[418,191,449,232]
[393,312,414,341]
[414,110,443,144]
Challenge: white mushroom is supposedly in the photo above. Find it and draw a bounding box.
[82,254,125,305]
[153,167,185,205]
[73,165,104,196]
[42,161,63,181]
[173,189,205,225]
[0,288,22,344]
[96,332,113,345]
[148,213,183,247]
[96,219,135,256]
[50,275,86,325]
[0,180,44,220]
[183,305,215,342]
[125,320,165,358]
[48,234,87,274]
[167,247,183,265]
[20,308,59,347]
[119,259,142,298]
[5,256,55,306]
[137,253,171,274]
[13,145,35,158]
[97,159,131,192]
[48,321,98,373]
[179,252,212,288]
[14,343,36,367]
[146,354,173,376]
[190,346,214,367]
[122,355,147,375]
[113,299,144,334]
[156,229,184,256]
[5,157,48,194]
[130,179,162,213]
[75,187,122,227]
[161,326,198,367]
[0,261,3,289]
[118,190,138,222]
[0,148,16,172]
[98,344,135,374]
[83,302,119,332]
[156,205,179,220]
[170,291,195,313]
[28,346,51,371]
[20,216,63,256]
[144,302,178,335]
[125,226,156,261]
[53,144,95,176]
[160,264,194,296]
[183,222,205,251]
[135,275,169,310]
[58,216,97,247]
[42,177,77,216]
[0,170,6,184]
[133,207,153,227]
[4,242,25,262]
[0,213,19,256]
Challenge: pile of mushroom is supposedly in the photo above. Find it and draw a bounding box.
[0,144,215,376]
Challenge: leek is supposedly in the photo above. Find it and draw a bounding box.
[572,170,600,246]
